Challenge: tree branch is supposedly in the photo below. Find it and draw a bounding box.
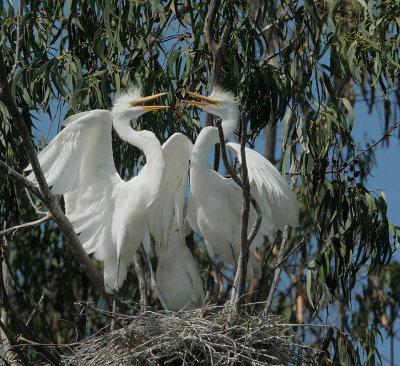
[215,119,262,324]
[342,122,400,171]
[229,112,252,324]
[134,250,148,314]
[216,120,262,246]
[0,258,59,365]
[263,179,297,315]
[0,215,51,238]
[204,0,232,171]
[0,54,111,307]
[0,160,44,201]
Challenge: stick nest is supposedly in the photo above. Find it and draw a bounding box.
[63,305,316,366]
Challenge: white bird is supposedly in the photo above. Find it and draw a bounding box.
[155,221,205,311]
[25,88,169,294]
[142,131,197,310]
[183,88,299,280]
[148,132,193,247]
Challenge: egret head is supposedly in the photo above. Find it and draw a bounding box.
[182,87,239,121]
[112,87,169,120]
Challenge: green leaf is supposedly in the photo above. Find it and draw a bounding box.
[341,98,354,131]
[306,265,315,309]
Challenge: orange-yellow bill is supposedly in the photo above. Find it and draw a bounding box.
[141,105,169,110]
[182,91,218,106]
[131,92,169,109]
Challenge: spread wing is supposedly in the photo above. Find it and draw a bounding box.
[226,142,299,231]
[148,133,193,245]
[25,110,123,253]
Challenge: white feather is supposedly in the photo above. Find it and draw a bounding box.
[155,223,204,311]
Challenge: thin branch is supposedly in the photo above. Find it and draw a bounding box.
[10,0,22,75]
[0,214,51,238]
[204,0,232,171]
[272,226,314,271]
[134,250,148,314]
[264,180,297,315]
[229,112,252,323]
[0,318,28,365]
[342,122,400,170]
[25,188,47,215]
[0,160,44,201]
[215,119,262,323]
[0,259,58,364]
[0,54,111,307]
[216,120,262,247]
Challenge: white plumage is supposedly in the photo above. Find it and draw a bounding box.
[184,88,299,279]
[25,88,168,293]
[148,132,193,246]
[155,222,205,311]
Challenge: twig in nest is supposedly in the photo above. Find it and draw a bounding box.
[64,304,318,366]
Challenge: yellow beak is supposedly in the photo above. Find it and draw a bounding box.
[131,92,169,110]
[182,91,219,107]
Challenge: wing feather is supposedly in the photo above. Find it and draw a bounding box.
[226,142,299,231]
[25,109,124,257]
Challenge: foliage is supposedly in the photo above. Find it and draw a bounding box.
[1,0,400,364]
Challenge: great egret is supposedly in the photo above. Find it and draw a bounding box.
[144,132,194,310]
[183,88,299,280]
[25,88,169,294]
[155,221,205,311]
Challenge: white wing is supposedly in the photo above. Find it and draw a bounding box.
[148,133,193,245]
[25,110,121,194]
[25,110,123,253]
[226,142,299,231]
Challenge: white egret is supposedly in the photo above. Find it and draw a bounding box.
[143,132,195,310]
[25,88,169,294]
[155,221,205,311]
[183,89,299,280]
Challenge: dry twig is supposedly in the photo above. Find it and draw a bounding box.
[64,304,317,366]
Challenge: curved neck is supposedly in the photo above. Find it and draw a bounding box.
[113,116,164,174]
[191,111,238,168]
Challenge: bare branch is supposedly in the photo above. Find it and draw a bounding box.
[25,188,47,215]
[10,0,22,75]
[0,258,59,364]
[216,120,262,247]
[272,225,314,271]
[215,119,262,324]
[229,112,251,321]
[134,250,148,314]
[204,0,232,171]
[342,122,400,170]
[0,214,51,238]
[0,160,44,201]
[263,179,297,315]
[0,54,111,307]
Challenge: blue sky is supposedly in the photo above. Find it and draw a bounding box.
[351,102,400,365]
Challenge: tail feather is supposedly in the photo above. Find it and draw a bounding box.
[103,260,128,294]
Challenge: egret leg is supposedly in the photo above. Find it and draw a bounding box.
[110,255,121,331]
[204,242,220,301]
[144,249,169,311]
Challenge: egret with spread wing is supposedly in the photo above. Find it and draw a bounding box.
[183,88,299,281]
[26,88,168,294]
